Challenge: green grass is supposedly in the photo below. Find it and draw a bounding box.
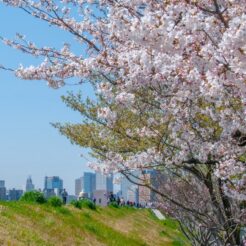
[0,202,190,246]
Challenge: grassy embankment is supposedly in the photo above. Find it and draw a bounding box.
[0,201,190,246]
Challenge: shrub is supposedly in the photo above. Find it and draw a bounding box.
[48,196,63,207]
[81,199,96,210]
[70,200,82,209]
[20,191,46,204]
[109,201,119,208]
[70,199,96,210]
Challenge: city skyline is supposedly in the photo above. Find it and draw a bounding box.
[0,167,92,194]
[0,170,157,206]
[0,171,116,196]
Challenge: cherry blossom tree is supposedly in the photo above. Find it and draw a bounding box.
[1,0,246,245]
[54,91,245,245]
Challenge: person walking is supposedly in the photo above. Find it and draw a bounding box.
[117,197,120,206]
[61,189,68,205]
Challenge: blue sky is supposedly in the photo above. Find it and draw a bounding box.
[0,4,94,194]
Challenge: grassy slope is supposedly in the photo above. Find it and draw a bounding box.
[0,202,189,246]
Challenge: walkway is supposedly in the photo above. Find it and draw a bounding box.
[151,209,166,220]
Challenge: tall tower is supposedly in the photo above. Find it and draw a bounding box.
[96,172,113,193]
[120,171,139,203]
[84,172,96,198]
[75,177,83,197]
[44,176,63,190]
[0,180,6,200]
[106,173,113,193]
[43,176,63,198]
[25,176,35,192]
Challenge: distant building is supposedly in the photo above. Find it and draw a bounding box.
[138,170,157,206]
[44,189,56,198]
[138,185,152,205]
[120,170,162,205]
[0,180,5,188]
[8,189,23,201]
[93,190,108,207]
[25,176,35,192]
[75,177,83,197]
[116,190,122,198]
[0,187,6,200]
[120,171,139,203]
[127,186,139,204]
[106,174,114,193]
[0,180,6,201]
[96,172,106,190]
[44,176,63,198]
[75,173,96,199]
[44,176,63,190]
[84,172,96,198]
[96,172,113,193]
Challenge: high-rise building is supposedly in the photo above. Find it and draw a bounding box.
[0,180,5,188]
[120,172,139,203]
[44,176,63,198]
[106,173,113,193]
[96,172,106,191]
[83,172,96,198]
[8,189,23,201]
[75,177,83,197]
[96,172,113,193]
[120,170,161,205]
[138,170,157,205]
[0,180,6,200]
[44,176,63,190]
[25,176,35,192]
[93,190,108,206]
[127,187,139,204]
[0,187,6,200]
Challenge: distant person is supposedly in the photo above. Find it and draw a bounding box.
[61,189,68,204]
[117,197,120,206]
[120,197,124,206]
[109,192,115,202]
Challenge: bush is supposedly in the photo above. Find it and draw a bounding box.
[20,191,46,204]
[81,199,96,210]
[70,199,96,210]
[48,196,63,207]
[109,201,119,208]
[70,200,82,209]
